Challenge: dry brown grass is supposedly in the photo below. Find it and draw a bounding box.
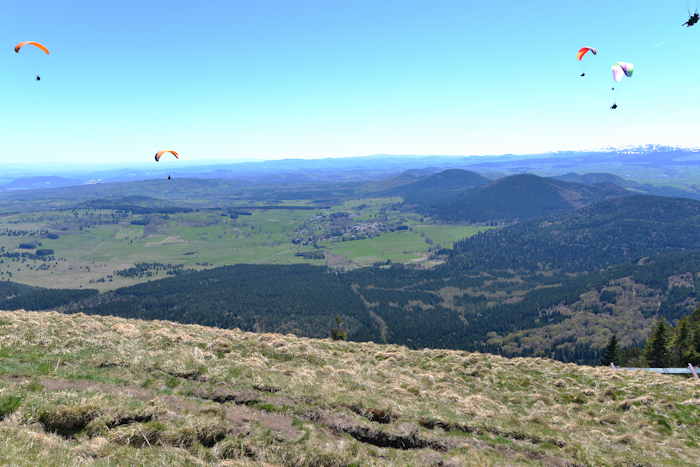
[1,309,699,466]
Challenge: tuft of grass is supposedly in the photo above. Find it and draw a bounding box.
[38,404,101,437]
[23,380,44,392]
[0,394,22,419]
[164,376,180,389]
[107,421,167,447]
[253,402,286,413]
[214,436,257,460]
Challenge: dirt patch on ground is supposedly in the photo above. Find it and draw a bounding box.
[38,378,155,402]
[312,412,451,451]
[1,376,301,441]
[325,252,353,270]
[225,405,301,441]
[191,387,262,405]
[419,418,566,448]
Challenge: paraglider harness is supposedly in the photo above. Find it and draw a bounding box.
[683,12,699,27]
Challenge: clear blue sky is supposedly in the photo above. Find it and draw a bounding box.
[1,1,699,165]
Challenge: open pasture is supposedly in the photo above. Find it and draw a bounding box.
[412,224,493,249]
[0,199,489,290]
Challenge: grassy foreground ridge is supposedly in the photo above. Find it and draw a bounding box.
[0,310,699,466]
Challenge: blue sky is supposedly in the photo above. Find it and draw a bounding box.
[1,1,699,165]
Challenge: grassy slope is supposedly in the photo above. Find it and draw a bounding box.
[1,311,699,466]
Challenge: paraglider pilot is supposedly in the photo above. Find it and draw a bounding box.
[683,12,699,27]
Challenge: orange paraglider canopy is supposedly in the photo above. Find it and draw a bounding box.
[155,150,180,162]
[576,47,597,61]
[14,41,50,54]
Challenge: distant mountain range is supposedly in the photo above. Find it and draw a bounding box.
[0,176,83,191]
[552,172,700,200]
[5,164,700,224]
[4,144,700,188]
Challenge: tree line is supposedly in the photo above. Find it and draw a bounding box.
[601,308,700,368]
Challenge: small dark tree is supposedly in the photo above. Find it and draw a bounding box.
[600,334,620,367]
[619,345,644,367]
[690,308,700,361]
[330,315,348,341]
[671,318,693,367]
[645,319,671,368]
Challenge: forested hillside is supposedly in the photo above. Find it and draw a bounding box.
[383,169,489,205]
[599,308,700,368]
[62,264,381,342]
[2,247,686,364]
[449,195,700,272]
[417,174,629,222]
[0,281,97,311]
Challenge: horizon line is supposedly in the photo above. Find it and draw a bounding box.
[2,143,699,170]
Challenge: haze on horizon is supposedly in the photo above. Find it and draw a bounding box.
[2,0,699,165]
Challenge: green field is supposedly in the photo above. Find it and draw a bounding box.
[322,231,429,266]
[0,209,325,289]
[322,225,492,268]
[0,200,491,289]
[413,224,493,248]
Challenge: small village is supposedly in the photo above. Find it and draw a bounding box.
[293,211,410,246]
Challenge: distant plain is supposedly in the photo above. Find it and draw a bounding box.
[0,197,489,290]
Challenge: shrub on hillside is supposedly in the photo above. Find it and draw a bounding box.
[330,315,348,341]
[0,395,22,420]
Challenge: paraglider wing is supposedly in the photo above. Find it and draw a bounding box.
[154,150,180,162]
[577,47,597,61]
[14,41,50,54]
[611,63,625,83]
